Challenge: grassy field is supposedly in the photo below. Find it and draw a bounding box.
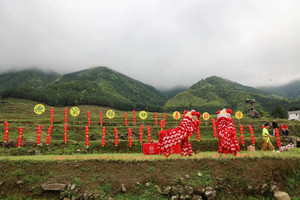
[0,148,299,161]
[0,98,300,199]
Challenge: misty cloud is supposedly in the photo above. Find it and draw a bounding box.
[0,0,300,89]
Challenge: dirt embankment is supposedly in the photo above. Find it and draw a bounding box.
[0,158,299,199]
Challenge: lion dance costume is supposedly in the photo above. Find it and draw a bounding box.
[158,110,201,157]
[216,109,240,156]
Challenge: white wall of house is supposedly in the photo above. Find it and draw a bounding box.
[288,111,300,121]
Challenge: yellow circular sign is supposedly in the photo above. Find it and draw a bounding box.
[70,107,80,117]
[106,109,115,119]
[34,104,45,115]
[139,111,148,120]
[173,111,181,120]
[203,112,210,121]
[235,111,243,120]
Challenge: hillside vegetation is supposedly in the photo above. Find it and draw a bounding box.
[0,67,167,111]
[0,67,299,114]
[163,76,299,113]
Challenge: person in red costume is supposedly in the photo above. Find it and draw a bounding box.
[216,108,240,156]
[158,110,201,157]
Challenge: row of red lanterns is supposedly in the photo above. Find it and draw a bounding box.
[248,125,256,145]
[239,125,245,146]
[17,127,23,148]
[46,125,53,145]
[211,118,217,138]
[275,128,281,148]
[36,125,42,145]
[4,121,9,143]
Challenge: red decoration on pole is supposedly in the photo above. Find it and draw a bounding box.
[85,126,89,148]
[163,113,166,121]
[139,124,143,143]
[147,126,151,143]
[239,125,245,146]
[63,124,68,143]
[154,112,158,126]
[211,118,217,138]
[196,127,201,141]
[114,127,118,146]
[133,110,136,124]
[102,127,106,147]
[248,125,256,146]
[128,128,132,147]
[36,125,42,145]
[17,127,23,148]
[64,108,68,124]
[50,107,54,124]
[3,121,9,143]
[124,112,128,126]
[87,111,91,126]
[100,111,103,126]
[46,125,53,145]
[275,128,281,148]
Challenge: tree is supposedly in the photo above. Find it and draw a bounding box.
[270,105,288,119]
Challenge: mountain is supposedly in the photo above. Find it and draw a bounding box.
[0,67,167,111]
[163,76,295,113]
[0,68,60,90]
[259,80,300,100]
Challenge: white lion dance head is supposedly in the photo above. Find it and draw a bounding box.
[216,108,240,156]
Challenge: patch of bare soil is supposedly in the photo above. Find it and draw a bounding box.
[0,157,299,199]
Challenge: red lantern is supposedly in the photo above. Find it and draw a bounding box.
[64,108,68,124]
[87,111,91,126]
[102,127,106,147]
[211,118,217,138]
[3,121,9,143]
[133,110,136,124]
[128,128,132,147]
[85,126,89,148]
[163,113,166,121]
[160,120,163,130]
[154,112,158,126]
[63,124,68,143]
[46,125,52,145]
[124,112,128,126]
[139,124,143,143]
[36,125,42,145]
[100,111,103,126]
[147,126,151,143]
[275,128,281,148]
[114,127,118,146]
[50,107,54,124]
[196,127,200,141]
[249,125,255,145]
[17,127,23,148]
[239,125,245,146]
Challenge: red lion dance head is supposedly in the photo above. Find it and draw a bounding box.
[158,110,201,157]
[216,108,240,156]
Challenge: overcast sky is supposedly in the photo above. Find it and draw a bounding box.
[1,0,300,89]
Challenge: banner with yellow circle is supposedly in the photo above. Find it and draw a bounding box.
[203,112,210,121]
[139,111,148,120]
[106,109,115,119]
[235,111,243,120]
[173,111,181,120]
[34,104,45,115]
[70,107,80,117]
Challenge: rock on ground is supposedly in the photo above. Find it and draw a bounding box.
[274,191,291,200]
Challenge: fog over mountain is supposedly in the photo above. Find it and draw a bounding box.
[1,0,300,88]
